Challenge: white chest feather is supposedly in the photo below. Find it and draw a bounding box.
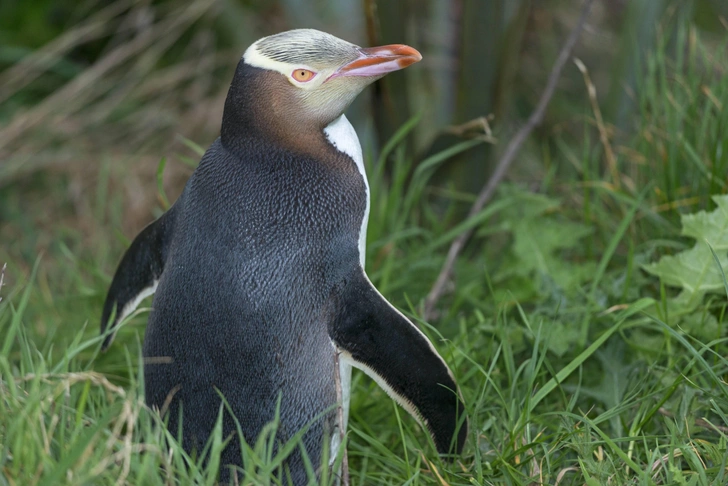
[323,114,370,267]
[323,115,368,465]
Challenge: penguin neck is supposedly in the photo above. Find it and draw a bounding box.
[222,64,370,265]
[221,63,337,162]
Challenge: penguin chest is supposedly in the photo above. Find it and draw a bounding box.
[323,114,369,268]
[322,114,369,462]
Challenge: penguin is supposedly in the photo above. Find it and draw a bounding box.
[100,29,467,484]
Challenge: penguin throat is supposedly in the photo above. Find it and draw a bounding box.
[323,115,363,170]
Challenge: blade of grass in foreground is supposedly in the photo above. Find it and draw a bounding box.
[373,112,422,174]
[2,257,40,357]
[563,411,654,484]
[708,242,728,298]
[580,189,647,346]
[530,297,655,412]
[38,406,119,486]
[647,316,728,401]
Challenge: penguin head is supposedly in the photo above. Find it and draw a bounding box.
[222,29,421,146]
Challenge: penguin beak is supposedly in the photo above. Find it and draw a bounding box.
[328,44,422,80]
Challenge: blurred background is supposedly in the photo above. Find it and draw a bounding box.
[0,0,727,322]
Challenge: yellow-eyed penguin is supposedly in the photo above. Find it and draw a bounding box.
[100,28,467,484]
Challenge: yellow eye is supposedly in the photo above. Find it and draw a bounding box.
[292,69,315,82]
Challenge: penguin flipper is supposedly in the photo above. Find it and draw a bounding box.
[100,206,177,350]
[329,268,467,455]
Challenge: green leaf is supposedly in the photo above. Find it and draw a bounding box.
[496,186,595,295]
[643,195,728,311]
[543,321,581,357]
[528,298,654,412]
[511,218,595,290]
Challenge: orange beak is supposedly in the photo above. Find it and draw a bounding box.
[328,44,422,80]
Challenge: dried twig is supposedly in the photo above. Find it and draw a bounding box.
[0,263,6,303]
[423,0,596,319]
[574,58,619,188]
[333,352,349,486]
[443,116,498,144]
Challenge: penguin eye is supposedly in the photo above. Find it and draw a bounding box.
[292,69,316,82]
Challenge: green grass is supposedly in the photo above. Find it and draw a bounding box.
[2,9,728,486]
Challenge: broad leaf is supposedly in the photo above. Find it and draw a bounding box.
[495,186,595,296]
[643,195,728,312]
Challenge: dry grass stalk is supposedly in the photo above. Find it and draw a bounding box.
[573,58,620,189]
[17,371,126,400]
[0,0,223,187]
[554,466,579,484]
[0,0,136,104]
[443,116,498,144]
[419,451,449,486]
[0,263,6,303]
[333,351,349,486]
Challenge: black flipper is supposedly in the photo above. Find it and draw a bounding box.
[100,206,177,350]
[329,267,467,455]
